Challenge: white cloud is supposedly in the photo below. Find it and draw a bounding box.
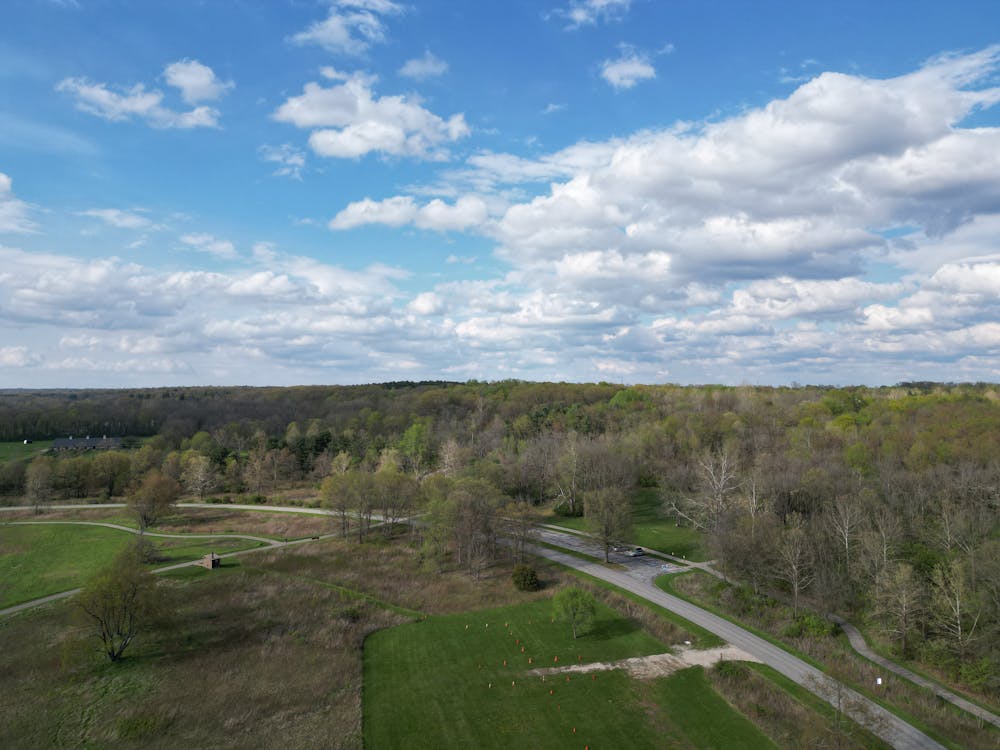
[400,51,448,80]
[0,346,40,367]
[600,49,655,89]
[56,61,229,129]
[0,173,36,233]
[258,143,306,179]
[78,208,156,230]
[408,291,445,315]
[163,59,233,104]
[557,0,631,29]
[179,233,238,259]
[274,72,469,159]
[290,0,404,56]
[330,195,489,231]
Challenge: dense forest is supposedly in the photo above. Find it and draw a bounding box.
[3,380,999,696]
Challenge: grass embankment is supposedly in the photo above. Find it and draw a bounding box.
[0,524,262,608]
[663,569,997,750]
[550,488,707,560]
[364,597,774,749]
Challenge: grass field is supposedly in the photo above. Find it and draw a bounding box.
[364,597,773,749]
[0,524,263,607]
[0,439,53,463]
[551,488,707,560]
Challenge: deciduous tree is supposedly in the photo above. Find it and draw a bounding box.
[553,587,596,639]
[77,545,160,662]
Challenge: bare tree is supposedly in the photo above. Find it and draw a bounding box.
[584,487,632,562]
[181,454,219,499]
[670,447,742,533]
[874,562,925,657]
[25,456,55,513]
[775,514,815,617]
[930,558,981,659]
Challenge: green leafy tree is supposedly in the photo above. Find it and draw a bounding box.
[77,545,160,662]
[128,470,180,530]
[553,587,597,639]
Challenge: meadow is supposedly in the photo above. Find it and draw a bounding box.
[364,597,774,749]
[0,523,262,608]
[551,488,707,560]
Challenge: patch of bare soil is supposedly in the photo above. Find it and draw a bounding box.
[529,644,761,680]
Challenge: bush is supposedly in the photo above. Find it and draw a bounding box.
[249,494,267,505]
[553,501,583,517]
[783,613,837,639]
[714,660,750,680]
[512,564,540,592]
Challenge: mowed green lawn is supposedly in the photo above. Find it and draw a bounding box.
[0,524,263,608]
[0,439,53,463]
[364,597,773,749]
[553,488,707,560]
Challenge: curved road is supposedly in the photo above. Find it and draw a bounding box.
[6,519,282,547]
[530,531,945,750]
[0,521,343,619]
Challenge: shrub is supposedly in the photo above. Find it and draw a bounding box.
[714,660,750,680]
[783,613,837,639]
[512,564,540,591]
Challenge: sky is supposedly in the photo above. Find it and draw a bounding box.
[2,0,1000,388]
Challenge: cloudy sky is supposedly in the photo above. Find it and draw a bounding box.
[2,0,1000,387]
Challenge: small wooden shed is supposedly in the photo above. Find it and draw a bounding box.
[199,552,221,570]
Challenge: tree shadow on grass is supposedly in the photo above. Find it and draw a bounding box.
[586,616,641,641]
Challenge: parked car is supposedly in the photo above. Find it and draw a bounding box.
[626,547,645,557]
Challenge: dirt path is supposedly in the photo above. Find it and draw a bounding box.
[529,644,760,680]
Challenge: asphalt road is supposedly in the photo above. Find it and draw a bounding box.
[530,530,946,750]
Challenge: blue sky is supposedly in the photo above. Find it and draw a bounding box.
[2,0,1000,387]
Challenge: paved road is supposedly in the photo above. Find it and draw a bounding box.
[530,531,945,750]
[0,523,343,619]
[0,502,338,516]
[6,519,282,547]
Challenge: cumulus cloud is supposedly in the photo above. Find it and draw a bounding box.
[273,71,469,159]
[600,49,655,89]
[57,59,230,128]
[290,0,404,56]
[330,195,489,231]
[464,45,1000,294]
[163,59,234,104]
[400,51,448,80]
[0,173,36,233]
